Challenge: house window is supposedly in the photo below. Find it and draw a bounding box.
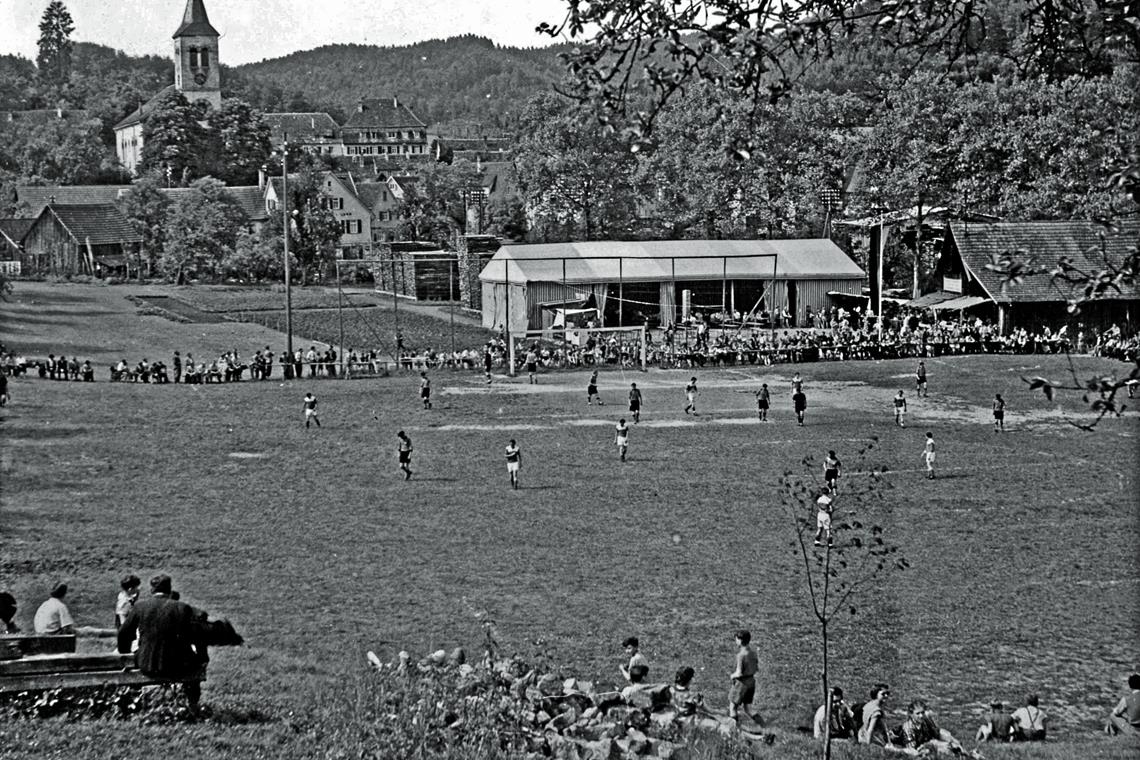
[333,197,344,210]
[342,219,362,235]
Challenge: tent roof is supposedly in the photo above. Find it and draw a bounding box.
[933,295,988,311]
[949,220,1140,303]
[479,239,865,285]
[906,291,961,309]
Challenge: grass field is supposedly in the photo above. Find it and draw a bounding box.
[1,284,1138,759]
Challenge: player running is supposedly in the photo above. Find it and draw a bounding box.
[587,370,603,405]
[483,343,493,384]
[814,486,834,546]
[505,438,522,489]
[615,418,630,461]
[915,361,928,397]
[525,346,539,384]
[893,390,908,427]
[628,382,644,423]
[823,450,841,493]
[755,383,770,422]
[993,393,1006,432]
[684,377,699,415]
[419,372,432,410]
[922,432,936,479]
[397,430,413,480]
[303,392,320,428]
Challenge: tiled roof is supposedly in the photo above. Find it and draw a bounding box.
[342,98,426,128]
[113,85,175,131]
[354,182,391,209]
[262,112,339,142]
[16,185,132,213]
[173,0,219,37]
[481,161,519,202]
[949,220,1140,303]
[0,218,35,246]
[160,186,267,221]
[41,204,142,245]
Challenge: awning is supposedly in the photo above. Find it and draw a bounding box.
[933,295,988,311]
[906,291,959,309]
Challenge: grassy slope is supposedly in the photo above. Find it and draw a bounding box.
[1,285,1138,759]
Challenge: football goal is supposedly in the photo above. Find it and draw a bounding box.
[509,325,647,374]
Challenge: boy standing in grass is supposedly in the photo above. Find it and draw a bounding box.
[397,431,413,480]
[823,450,841,494]
[419,372,432,410]
[728,629,761,724]
[922,432,936,479]
[793,388,807,426]
[303,392,320,428]
[755,383,770,421]
[993,393,1006,432]
[916,361,928,397]
[505,439,522,489]
[615,418,630,462]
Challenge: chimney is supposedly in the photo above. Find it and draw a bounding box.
[310,116,315,129]
[258,167,266,189]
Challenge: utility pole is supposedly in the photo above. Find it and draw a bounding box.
[282,138,294,365]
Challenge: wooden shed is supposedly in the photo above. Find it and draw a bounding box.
[370,241,460,300]
[21,204,142,277]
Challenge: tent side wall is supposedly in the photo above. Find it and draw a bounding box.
[481,281,529,333]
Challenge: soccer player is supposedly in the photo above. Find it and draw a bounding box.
[397,430,413,480]
[793,388,807,426]
[684,377,699,415]
[916,361,928,397]
[791,371,804,394]
[505,438,522,489]
[823,450,841,493]
[303,392,320,428]
[628,382,644,423]
[814,486,834,546]
[587,370,603,405]
[756,383,770,421]
[483,343,493,384]
[922,432,936,479]
[893,390,908,427]
[525,345,539,384]
[993,393,1006,432]
[419,371,432,410]
[615,418,630,461]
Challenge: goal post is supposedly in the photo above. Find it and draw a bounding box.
[509,324,647,374]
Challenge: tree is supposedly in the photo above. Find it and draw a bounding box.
[396,159,483,246]
[780,440,907,760]
[205,99,272,186]
[36,1,74,93]
[486,195,529,241]
[140,90,209,184]
[160,177,246,283]
[513,92,637,241]
[273,161,341,285]
[224,225,289,282]
[117,177,170,275]
[2,115,109,185]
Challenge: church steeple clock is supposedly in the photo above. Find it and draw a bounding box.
[173,0,222,111]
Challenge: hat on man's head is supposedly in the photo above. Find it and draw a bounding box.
[150,574,173,594]
[50,583,67,598]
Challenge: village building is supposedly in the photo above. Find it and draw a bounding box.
[263,171,371,258]
[20,204,142,277]
[478,239,866,332]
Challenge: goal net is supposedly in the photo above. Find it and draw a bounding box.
[509,325,647,373]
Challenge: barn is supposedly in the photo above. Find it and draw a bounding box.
[930,220,1140,334]
[20,204,142,277]
[478,239,866,332]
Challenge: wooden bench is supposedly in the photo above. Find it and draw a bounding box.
[1,634,77,657]
[0,652,205,694]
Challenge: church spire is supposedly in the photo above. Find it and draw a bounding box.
[173,0,219,39]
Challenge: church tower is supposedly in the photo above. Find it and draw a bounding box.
[173,0,222,111]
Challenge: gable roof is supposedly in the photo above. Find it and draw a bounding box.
[342,98,426,129]
[16,185,133,214]
[0,218,34,247]
[160,186,267,222]
[262,112,339,143]
[480,239,865,285]
[37,204,142,246]
[949,220,1140,303]
[173,0,220,38]
[113,85,176,131]
[354,182,391,209]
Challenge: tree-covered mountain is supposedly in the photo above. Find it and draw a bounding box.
[233,35,570,129]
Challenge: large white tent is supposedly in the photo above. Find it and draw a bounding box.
[478,239,866,332]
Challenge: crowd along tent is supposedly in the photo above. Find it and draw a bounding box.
[478,239,866,333]
[922,220,1140,334]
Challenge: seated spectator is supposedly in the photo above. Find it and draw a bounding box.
[975,700,1016,742]
[1011,693,1047,741]
[894,699,963,755]
[672,665,703,715]
[81,360,94,382]
[115,575,141,629]
[620,663,650,700]
[814,685,856,740]
[33,582,75,635]
[0,591,19,633]
[858,683,893,746]
[1105,673,1140,737]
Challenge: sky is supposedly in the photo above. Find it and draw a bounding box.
[0,0,571,65]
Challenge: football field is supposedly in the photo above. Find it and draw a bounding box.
[1,351,1137,757]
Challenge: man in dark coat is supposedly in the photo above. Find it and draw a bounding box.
[117,574,205,706]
